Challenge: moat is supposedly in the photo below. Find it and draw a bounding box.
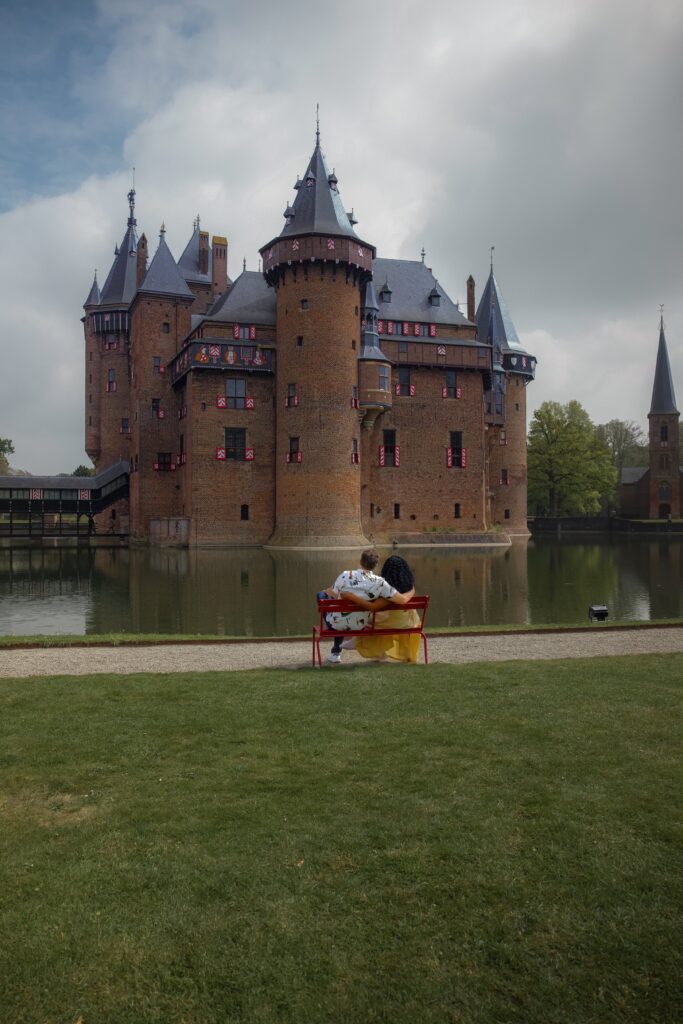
[1,536,682,637]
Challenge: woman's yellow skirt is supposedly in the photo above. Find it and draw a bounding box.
[355,609,421,664]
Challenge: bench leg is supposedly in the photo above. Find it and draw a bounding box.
[312,631,316,668]
[422,632,429,665]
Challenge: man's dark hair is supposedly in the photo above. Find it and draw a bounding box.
[360,548,380,570]
[381,555,415,594]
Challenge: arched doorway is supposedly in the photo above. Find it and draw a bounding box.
[659,503,671,518]
[658,481,671,520]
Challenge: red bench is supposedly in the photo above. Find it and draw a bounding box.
[312,595,430,667]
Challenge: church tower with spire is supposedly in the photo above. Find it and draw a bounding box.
[260,124,376,546]
[648,315,680,518]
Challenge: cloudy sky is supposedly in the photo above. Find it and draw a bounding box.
[1,0,681,473]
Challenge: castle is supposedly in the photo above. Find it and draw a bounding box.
[619,317,681,518]
[83,129,536,546]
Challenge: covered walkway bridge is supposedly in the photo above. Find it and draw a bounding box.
[0,462,129,538]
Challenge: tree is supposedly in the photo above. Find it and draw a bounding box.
[0,437,14,473]
[72,464,95,477]
[527,401,616,516]
[595,419,646,482]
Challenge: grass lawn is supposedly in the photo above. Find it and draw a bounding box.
[1,656,681,1024]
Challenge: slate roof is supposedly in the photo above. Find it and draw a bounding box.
[274,138,361,242]
[178,224,212,284]
[99,223,138,306]
[476,270,527,353]
[620,467,648,484]
[373,259,472,328]
[138,233,194,300]
[649,320,679,415]
[197,271,276,327]
[83,272,100,308]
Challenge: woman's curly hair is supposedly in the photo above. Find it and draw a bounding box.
[380,555,415,595]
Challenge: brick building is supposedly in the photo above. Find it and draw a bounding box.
[83,131,536,546]
[619,318,681,518]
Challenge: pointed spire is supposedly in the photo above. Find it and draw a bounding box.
[83,270,100,308]
[274,137,361,240]
[160,222,166,237]
[99,191,139,305]
[138,231,194,299]
[475,266,522,352]
[243,257,247,272]
[421,247,426,264]
[649,311,679,415]
[315,103,320,147]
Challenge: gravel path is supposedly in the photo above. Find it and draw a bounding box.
[1,628,682,678]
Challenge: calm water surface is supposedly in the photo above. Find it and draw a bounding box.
[0,537,681,636]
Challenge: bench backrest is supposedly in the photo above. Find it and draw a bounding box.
[317,595,429,631]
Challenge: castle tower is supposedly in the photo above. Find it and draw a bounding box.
[648,316,680,518]
[476,267,536,533]
[357,278,392,431]
[260,128,376,547]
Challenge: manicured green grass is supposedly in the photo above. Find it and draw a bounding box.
[1,618,682,647]
[1,656,682,1023]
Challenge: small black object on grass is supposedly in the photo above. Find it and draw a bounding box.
[589,604,609,623]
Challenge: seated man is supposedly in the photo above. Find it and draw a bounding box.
[318,548,415,664]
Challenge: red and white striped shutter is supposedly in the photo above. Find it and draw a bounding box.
[233,324,240,340]
[395,445,400,467]
[158,409,165,419]
[286,452,291,463]
[409,383,416,397]
[442,386,448,399]
[216,448,226,461]
[429,324,437,337]
[216,395,227,408]
[159,364,165,374]
[387,321,394,334]
[244,448,255,461]
[294,395,299,407]
[456,386,462,399]
[378,445,385,467]
[297,451,303,463]
[413,323,420,336]
[378,319,384,333]
[153,462,160,471]
[446,447,453,468]
[461,447,468,468]
[249,325,256,340]
[31,488,42,500]
[402,322,409,335]
[170,462,176,472]
[79,489,90,500]
[394,383,400,396]
[245,396,255,410]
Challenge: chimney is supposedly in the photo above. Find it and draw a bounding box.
[212,235,228,296]
[467,274,476,323]
[136,234,148,288]
[199,231,209,276]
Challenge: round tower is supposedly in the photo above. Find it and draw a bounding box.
[261,130,375,547]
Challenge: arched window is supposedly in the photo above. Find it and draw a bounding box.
[660,423,669,443]
[659,481,671,502]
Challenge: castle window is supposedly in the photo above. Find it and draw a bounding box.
[88,415,92,426]
[351,385,359,408]
[286,383,298,408]
[382,429,398,467]
[515,403,520,412]
[378,366,389,391]
[399,341,408,356]
[225,428,246,460]
[397,367,411,396]
[89,393,92,404]
[660,424,669,444]
[153,356,162,375]
[300,299,309,310]
[287,436,302,463]
[162,323,170,334]
[156,452,173,472]
[659,481,671,501]
[501,469,509,485]
[454,503,461,518]
[241,504,249,521]
[380,287,392,303]
[394,503,401,519]
[226,378,247,409]
[449,431,465,469]
[660,454,670,470]
[152,398,160,417]
[106,368,116,392]
[445,370,458,399]
[504,508,511,520]
[120,418,130,434]
[370,503,375,517]
[352,438,359,464]
[296,335,303,348]
[352,339,356,350]
[495,389,504,415]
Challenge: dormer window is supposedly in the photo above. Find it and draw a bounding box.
[429,286,441,307]
[305,174,315,189]
[379,285,392,304]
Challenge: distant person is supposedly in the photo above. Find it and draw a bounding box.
[318,548,415,664]
[354,555,420,663]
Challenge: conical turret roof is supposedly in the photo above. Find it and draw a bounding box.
[276,136,360,241]
[138,230,194,299]
[475,270,524,352]
[649,318,679,415]
[99,190,139,306]
[83,272,100,308]
[178,220,212,283]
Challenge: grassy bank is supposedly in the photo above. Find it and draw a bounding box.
[1,617,682,648]
[1,656,682,1023]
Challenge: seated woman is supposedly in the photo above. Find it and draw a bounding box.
[344,555,420,664]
